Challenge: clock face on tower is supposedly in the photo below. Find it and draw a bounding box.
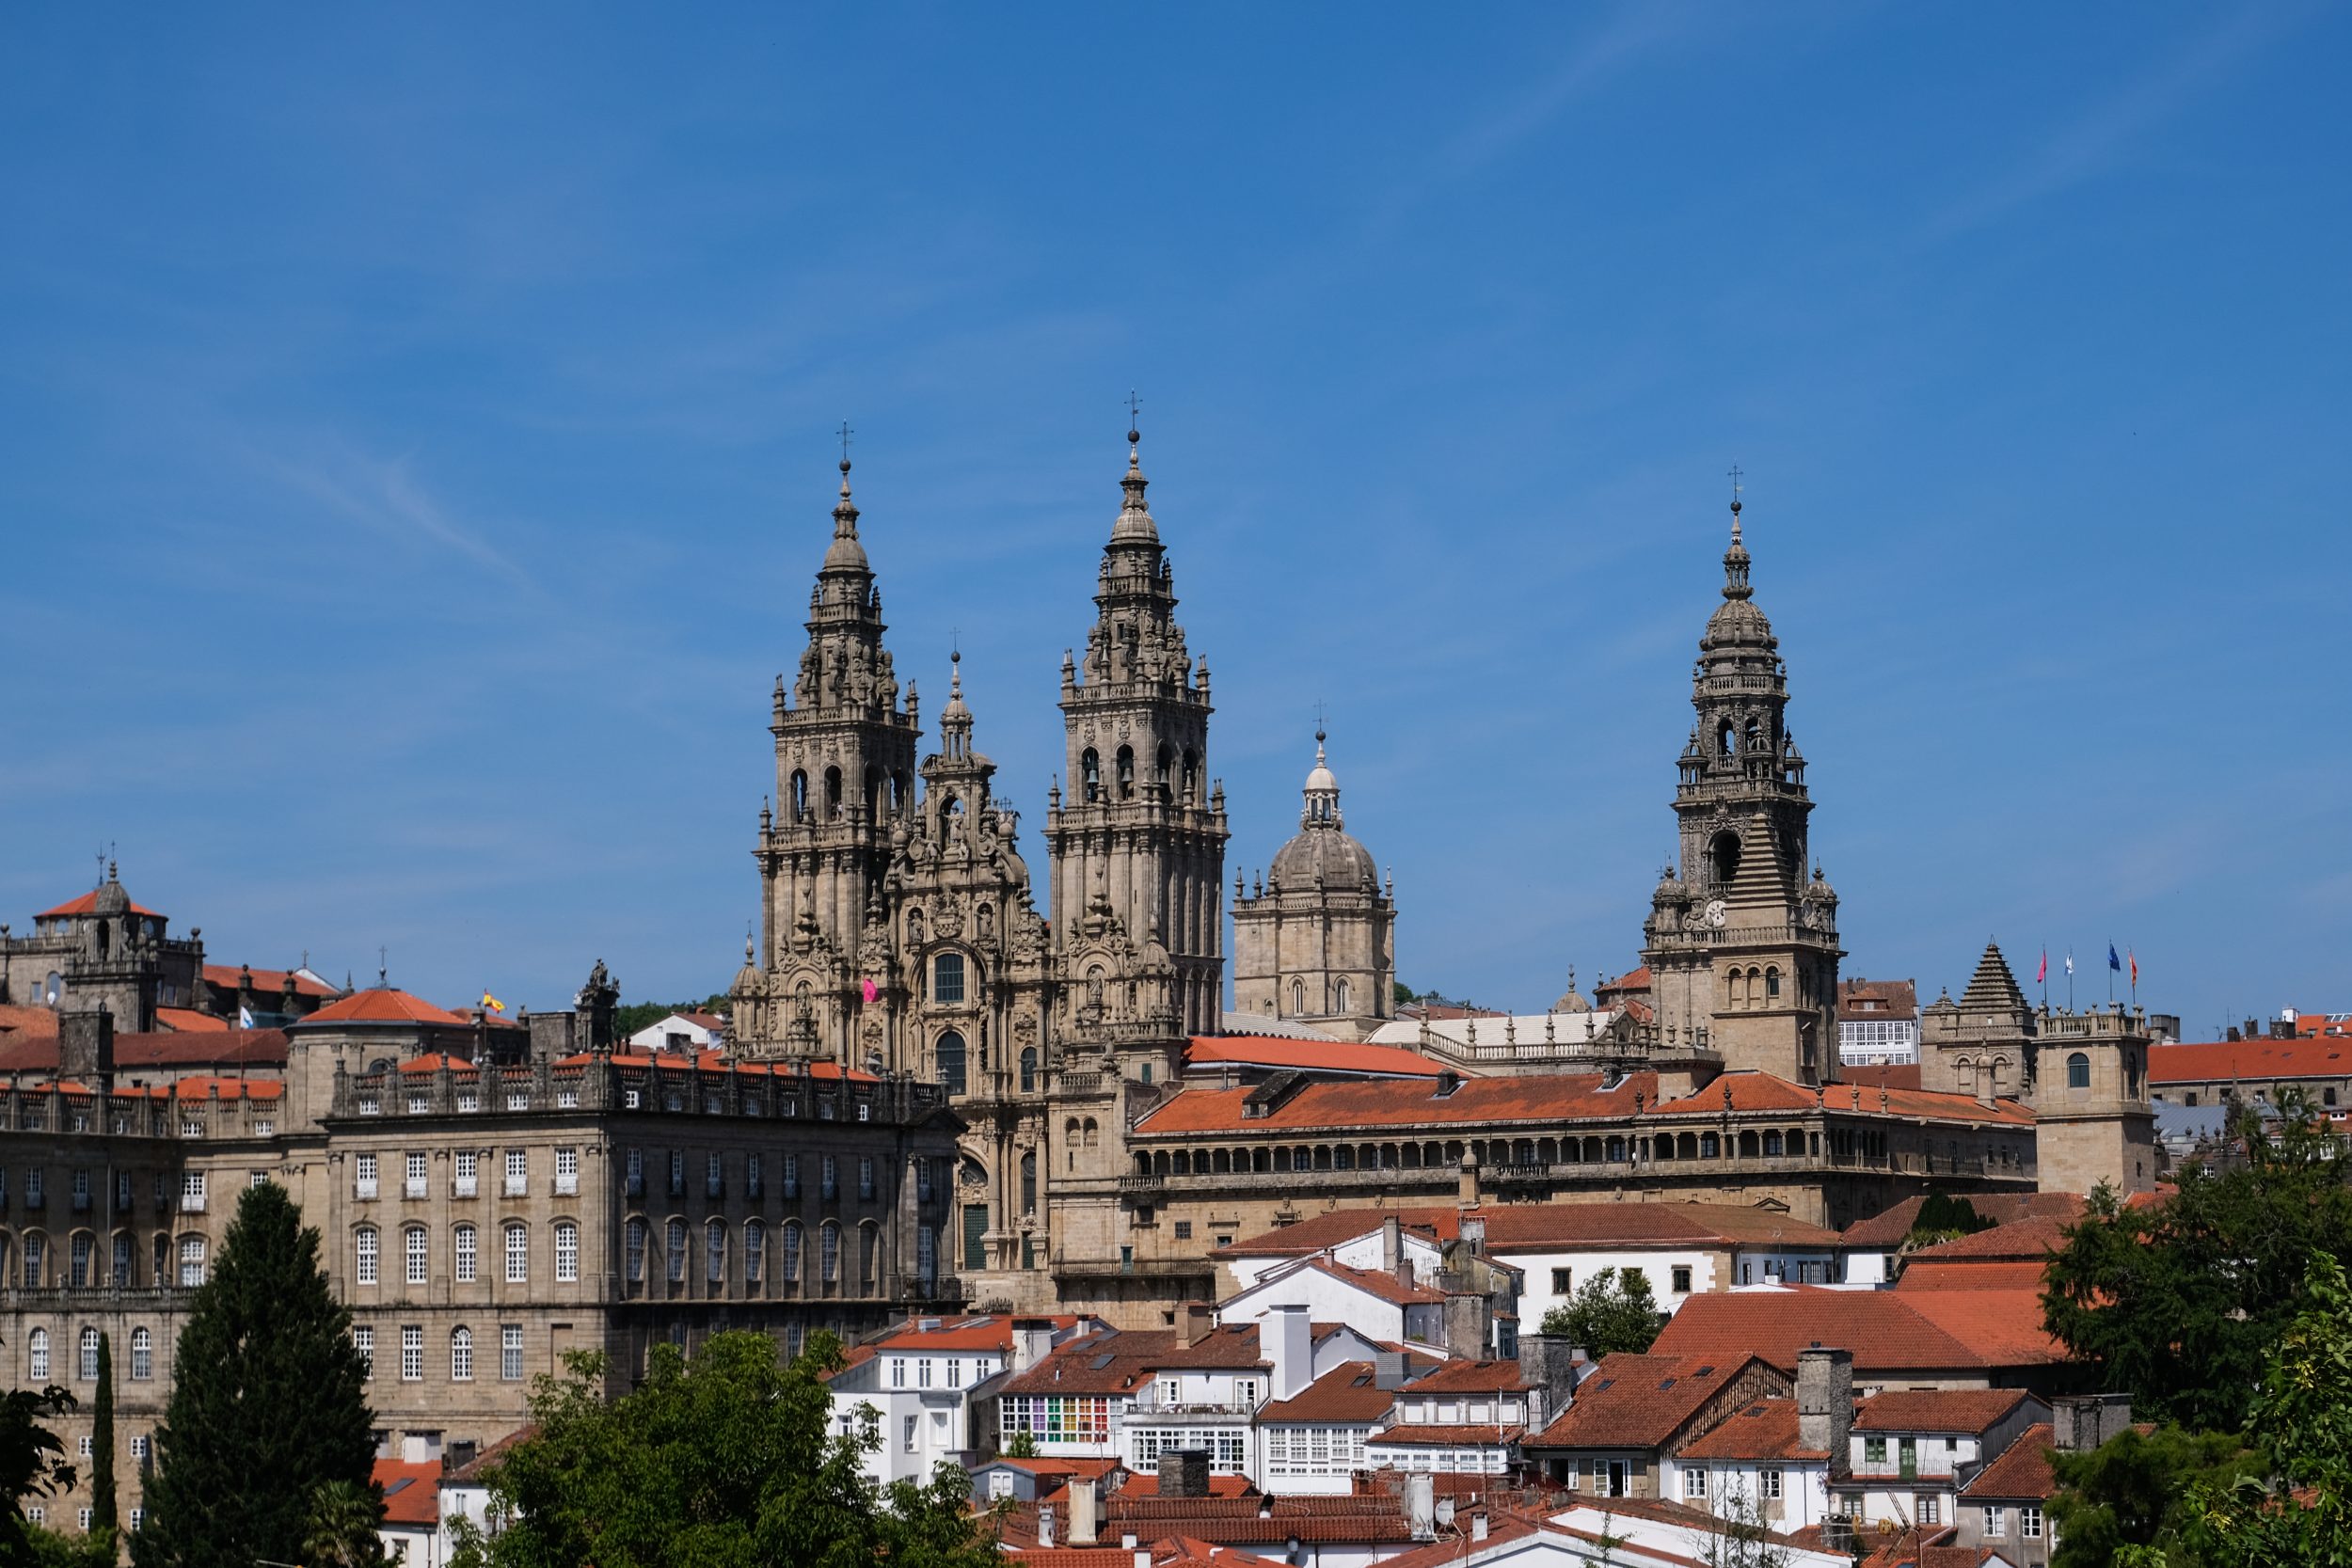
[1702,899,1728,929]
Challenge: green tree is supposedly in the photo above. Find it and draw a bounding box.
[134,1182,380,1568]
[453,1330,998,1568]
[2175,1250,2352,1564]
[1,1381,77,1564]
[2047,1425,2256,1567]
[89,1332,116,1550]
[2042,1088,2352,1429]
[25,1521,116,1568]
[1907,1194,1988,1246]
[305,1478,389,1568]
[1539,1268,1661,1354]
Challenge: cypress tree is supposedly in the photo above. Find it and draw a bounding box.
[90,1332,116,1546]
[133,1182,378,1568]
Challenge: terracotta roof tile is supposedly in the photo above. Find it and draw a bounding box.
[1186,1037,1451,1079]
[1897,1260,2049,1291]
[1217,1201,1839,1259]
[373,1459,443,1528]
[1368,1424,1518,1447]
[1651,1288,2064,1374]
[1653,1071,2035,1127]
[1961,1424,2058,1500]
[0,1028,293,1075]
[1001,1325,1267,1396]
[869,1314,1094,1352]
[1674,1399,1827,1462]
[201,963,337,999]
[1838,1064,1924,1092]
[154,1007,232,1033]
[0,1006,60,1039]
[2152,1039,2352,1084]
[1116,1474,1259,1498]
[1529,1354,1765,1450]
[38,888,161,919]
[1404,1359,1534,1395]
[1839,1193,2087,1249]
[1256,1361,1395,1424]
[302,989,469,1026]
[1906,1216,2074,1261]
[1136,1071,1655,1134]
[445,1426,536,1484]
[1853,1389,2030,1433]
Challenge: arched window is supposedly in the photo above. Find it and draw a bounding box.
[706,1220,727,1285]
[1290,979,1305,1016]
[21,1233,44,1289]
[859,1221,879,1287]
[69,1234,90,1289]
[1762,1130,1784,1157]
[1182,749,1200,802]
[453,1223,477,1283]
[452,1326,474,1381]
[151,1234,167,1289]
[78,1327,99,1381]
[1700,1132,1721,1159]
[665,1220,688,1284]
[1335,978,1352,1014]
[936,1030,967,1096]
[744,1220,766,1289]
[356,1226,379,1285]
[1155,744,1174,793]
[1718,721,1738,758]
[1019,1046,1038,1093]
[1116,745,1136,800]
[1081,748,1102,801]
[1709,831,1741,887]
[1084,1118,1098,1147]
[505,1222,529,1283]
[29,1329,49,1381]
[2067,1053,2091,1090]
[1765,967,1780,1002]
[554,1221,579,1283]
[404,1226,427,1285]
[782,1221,803,1284]
[824,766,844,820]
[178,1236,206,1288]
[130,1327,151,1381]
[819,1222,840,1285]
[1021,1151,1038,1214]
[789,769,809,819]
[863,765,880,820]
[934,954,966,1006]
[111,1232,131,1288]
[624,1218,647,1283]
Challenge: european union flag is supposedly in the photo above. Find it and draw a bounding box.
[2107,942,2122,972]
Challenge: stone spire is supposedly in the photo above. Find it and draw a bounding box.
[1301,726,1342,828]
[1111,419,1158,544]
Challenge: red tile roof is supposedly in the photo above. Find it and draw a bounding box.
[1674,1399,1826,1462]
[2151,1039,2352,1084]
[1218,1201,1838,1259]
[1529,1354,1768,1450]
[0,1028,291,1074]
[1115,1474,1260,1499]
[1137,1070,1653,1133]
[1961,1424,2057,1500]
[0,1006,60,1039]
[1898,1260,2049,1291]
[372,1459,443,1528]
[1840,1193,2087,1250]
[1906,1216,2074,1262]
[1405,1359,1534,1395]
[445,1426,536,1484]
[1654,1071,2036,1127]
[201,963,337,999]
[869,1314,1095,1352]
[303,989,468,1026]
[1837,1063,1924,1092]
[1294,1259,1446,1307]
[115,1075,284,1101]
[38,888,161,918]
[1001,1326,1267,1397]
[154,1007,231,1033]
[1186,1037,1450,1079]
[1650,1288,2064,1375]
[1363,1514,1545,1568]
[397,1053,476,1074]
[1853,1389,2030,1433]
[1256,1362,1396,1424]
[1368,1425,1518,1447]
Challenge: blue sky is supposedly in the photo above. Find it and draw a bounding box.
[3,6,2345,1038]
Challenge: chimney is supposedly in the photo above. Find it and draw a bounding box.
[1068,1475,1100,1546]
[1444,1291,1487,1358]
[1157,1449,1210,1499]
[1011,1318,1056,1374]
[1037,1506,1056,1549]
[1458,1212,1487,1259]
[2052,1392,2133,1452]
[1381,1215,1404,1279]
[1184,1302,1217,1346]
[1405,1472,1436,1540]
[1266,1304,1312,1400]
[57,1008,115,1085]
[1796,1347,1853,1465]
[1517,1333,1580,1422]
[1135,1553,1151,1568]
[1457,1156,1479,1207]
[1374,1350,1410,1389]
[1471,1512,1488,1543]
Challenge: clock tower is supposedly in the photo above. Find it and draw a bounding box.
[1641,487,1842,1085]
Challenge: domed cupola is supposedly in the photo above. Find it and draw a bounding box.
[1268,729,1378,890]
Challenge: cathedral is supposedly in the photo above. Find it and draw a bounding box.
[726,427,1224,1314]
[723,436,2156,1324]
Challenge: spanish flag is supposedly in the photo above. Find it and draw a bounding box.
[480,991,506,1015]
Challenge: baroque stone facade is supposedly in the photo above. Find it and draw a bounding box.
[726,431,1225,1321]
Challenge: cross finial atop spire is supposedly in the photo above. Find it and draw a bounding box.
[1726,463,1744,544]
[838,420,854,470]
[1312,697,1327,746]
[1126,389,1141,453]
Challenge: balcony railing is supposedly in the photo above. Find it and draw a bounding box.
[504,1176,527,1196]
[454,1176,478,1197]
[404,1178,427,1199]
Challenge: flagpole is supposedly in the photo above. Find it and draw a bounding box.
[2107,943,2114,1006]
[2067,951,2074,1012]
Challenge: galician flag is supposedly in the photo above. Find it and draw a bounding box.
[2064,951,2074,977]
[237,1004,254,1028]
[2036,949,2047,984]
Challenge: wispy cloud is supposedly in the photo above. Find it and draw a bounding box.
[264,441,540,595]
[1924,6,2315,241]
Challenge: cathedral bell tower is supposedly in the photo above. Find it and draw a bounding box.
[1642,487,1842,1085]
[735,454,920,1066]
[1044,422,1230,1035]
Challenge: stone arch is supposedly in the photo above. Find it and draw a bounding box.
[1116,745,1136,800]
[1081,748,1103,801]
